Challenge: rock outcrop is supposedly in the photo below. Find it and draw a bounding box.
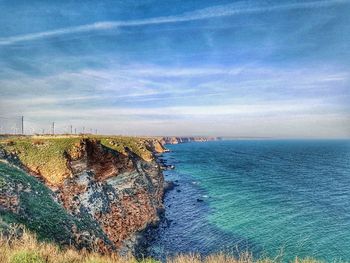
[0,136,166,254]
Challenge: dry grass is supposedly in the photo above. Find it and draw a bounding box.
[0,227,328,263]
[0,227,141,263]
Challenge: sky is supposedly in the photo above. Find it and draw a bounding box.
[0,0,350,137]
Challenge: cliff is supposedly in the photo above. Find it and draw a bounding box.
[160,136,219,145]
[0,136,165,254]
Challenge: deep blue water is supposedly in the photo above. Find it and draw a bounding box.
[148,140,350,262]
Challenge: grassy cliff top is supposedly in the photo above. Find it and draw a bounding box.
[99,136,154,161]
[0,135,156,185]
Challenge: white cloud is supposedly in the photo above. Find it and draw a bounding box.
[2,64,348,105]
[1,64,348,103]
[16,99,339,119]
[1,63,349,137]
[22,112,350,138]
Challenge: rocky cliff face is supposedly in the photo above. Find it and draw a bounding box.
[0,136,165,254]
[0,161,114,251]
[58,139,164,252]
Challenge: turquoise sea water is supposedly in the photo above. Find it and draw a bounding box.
[148,140,350,262]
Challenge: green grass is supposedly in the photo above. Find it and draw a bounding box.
[100,136,154,161]
[10,250,45,263]
[0,137,80,185]
[0,161,74,243]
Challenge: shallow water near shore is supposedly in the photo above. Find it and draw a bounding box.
[148,140,350,262]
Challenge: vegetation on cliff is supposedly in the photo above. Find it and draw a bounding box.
[0,228,146,263]
[0,135,162,185]
[0,162,110,248]
[0,135,165,253]
[0,137,80,185]
[100,137,157,162]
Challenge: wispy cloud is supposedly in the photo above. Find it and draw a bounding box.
[1,64,347,101]
[0,0,348,46]
[1,59,349,137]
[21,99,340,117]
[19,99,350,137]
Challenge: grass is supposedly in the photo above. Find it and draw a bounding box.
[0,227,327,263]
[0,227,151,263]
[0,137,80,185]
[99,136,154,161]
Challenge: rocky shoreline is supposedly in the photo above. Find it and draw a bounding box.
[0,135,216,257]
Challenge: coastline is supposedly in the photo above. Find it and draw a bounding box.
[0,135,217,257]
[146,140,350,262]
[1,138,349,261]
[133,138,220,258]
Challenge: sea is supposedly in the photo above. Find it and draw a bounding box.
[147,139,350,262]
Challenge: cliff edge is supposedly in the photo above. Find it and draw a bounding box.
[0,136,165,254]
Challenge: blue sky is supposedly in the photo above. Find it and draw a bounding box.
[0,0,349,137]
